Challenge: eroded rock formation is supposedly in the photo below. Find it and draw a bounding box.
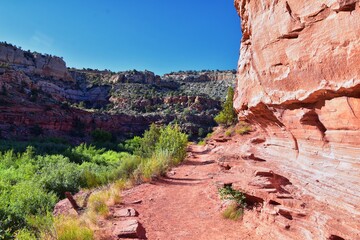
[0,43,235,141]
[0,43,73,81]
[233,0,360,239]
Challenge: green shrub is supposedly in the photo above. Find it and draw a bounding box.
[91,129,112,143]
[140,150,171,180]
[132,124,188,182]
[214,87,237,126]
[117,154,141,179]
[14,229,36,240]
[155,124,188,164]
[38,155,82,197]
[219,186,246,221]
[123,136,142,154]
[135,123,161,158]
[218,185,246,207]
[0,181,57,237]
[26,212,55,239]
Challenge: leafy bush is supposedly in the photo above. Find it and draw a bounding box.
[132,124,188,182]
[0,181,57,238]
[139,150,171,180]
[155,124,188,164]
[116,154,141,179]
[14,229,36,240]
[91,129,112,143]
[38,155,82,197]
[214,87,237,126]
[219,185,246,207]
[219,186,246,221]
[123,136,142,154]
[135,123,161,158]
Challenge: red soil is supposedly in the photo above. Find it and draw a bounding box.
[118,144,261,240]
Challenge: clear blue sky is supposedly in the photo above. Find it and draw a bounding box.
[0,0,241,75]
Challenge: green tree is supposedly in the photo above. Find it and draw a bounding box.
[214,87,237,126]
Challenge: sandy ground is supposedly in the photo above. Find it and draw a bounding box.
[118,144,260,240]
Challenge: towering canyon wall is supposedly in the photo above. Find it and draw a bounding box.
[0,43,235,141]
[233,0,360,239]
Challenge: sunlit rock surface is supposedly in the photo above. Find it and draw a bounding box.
[232,0,360,239]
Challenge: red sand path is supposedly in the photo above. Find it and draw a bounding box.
[119,145,260,240]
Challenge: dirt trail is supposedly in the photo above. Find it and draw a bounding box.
[116,144,259,240]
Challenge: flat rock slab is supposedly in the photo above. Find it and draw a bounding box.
[113,219,146,239]
[114,207,139,217]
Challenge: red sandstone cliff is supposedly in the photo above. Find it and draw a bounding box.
[232,0,360,239]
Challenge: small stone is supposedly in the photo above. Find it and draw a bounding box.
[113,208,138,217]
[168,171,176,176]
[130,200,142,204]
[113,220,146,239]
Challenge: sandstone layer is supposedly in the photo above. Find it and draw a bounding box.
[232,0,360,239]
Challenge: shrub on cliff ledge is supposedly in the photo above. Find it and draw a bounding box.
[214,87,237,126]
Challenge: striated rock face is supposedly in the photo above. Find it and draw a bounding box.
[233,0,360,239]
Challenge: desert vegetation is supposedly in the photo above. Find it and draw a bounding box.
[214,87,237,126]
[0,124,187,239]
[219,185,247,220]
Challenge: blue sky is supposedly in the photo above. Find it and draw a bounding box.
[0,0,241,75]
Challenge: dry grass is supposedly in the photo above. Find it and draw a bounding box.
[222,203,244,221]
[53,216,94,240]
[235,121,252,135]
[87,191,110,218]
[225,129,233,137]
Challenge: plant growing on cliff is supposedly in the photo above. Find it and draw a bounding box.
[214,87,237,126]
[219,185,246,220]
[235,121,252,135]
